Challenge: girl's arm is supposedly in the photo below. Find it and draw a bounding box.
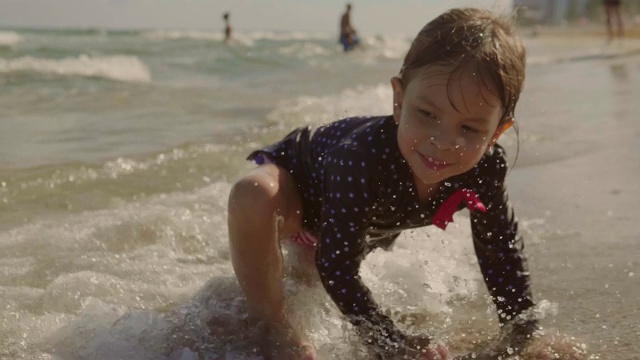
[469,147,537,348]
[471,195,534,322]
[316,229,409,354]
[316,145,409,356]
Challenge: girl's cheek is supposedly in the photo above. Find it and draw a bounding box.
[462,134,487,149]
[415,122,438,138]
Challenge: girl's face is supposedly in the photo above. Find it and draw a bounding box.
[392,64,513,192]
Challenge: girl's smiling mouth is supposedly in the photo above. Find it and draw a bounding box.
[419,153,452,171]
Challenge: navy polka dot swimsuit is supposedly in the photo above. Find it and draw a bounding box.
[248,115,534,355]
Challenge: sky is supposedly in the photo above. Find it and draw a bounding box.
[1,0,513,36]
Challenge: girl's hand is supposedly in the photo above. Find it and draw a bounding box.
[454,318,539,360]
[395,335,449,360]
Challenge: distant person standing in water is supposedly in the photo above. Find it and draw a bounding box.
[223,12,232,42]
[603,0,624,41]
[339,3,360,52]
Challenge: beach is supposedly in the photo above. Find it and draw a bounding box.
[1,26,639,359]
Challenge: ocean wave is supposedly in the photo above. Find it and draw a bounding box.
[0,31,23,47]
[144,29,332,42]
[141,29,338,48]
[143,29,256,47]
[144,29,224,42]
[0,54,151,82]
[266,83,393,127]
[247,31,332,41]
[359,35,412,59]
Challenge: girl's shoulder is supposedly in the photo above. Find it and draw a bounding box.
[320,115,405,178]
[457,144,510,194]
[476,144,509,176]
[313,115,395,153]
[318,115,393,137]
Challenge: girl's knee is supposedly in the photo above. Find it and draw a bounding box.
[228,166,303,237]
[228,173,278,217]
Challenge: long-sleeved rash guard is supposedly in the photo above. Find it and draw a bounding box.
[248,116,534,356]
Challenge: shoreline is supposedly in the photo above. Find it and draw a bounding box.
[518,22,640,39]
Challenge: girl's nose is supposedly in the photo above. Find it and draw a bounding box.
[429,131,459,150]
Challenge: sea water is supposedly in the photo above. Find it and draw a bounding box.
[1,28,639,359]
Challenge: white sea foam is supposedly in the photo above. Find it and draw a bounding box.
[143,29,255,47]
[144,29,224,42]
[0,180,482,359]
[143,29,337,48]
[0,31,23,47]
[0,54,151,82]
[360,35,412,59]
[275,33,409,60]
[144,29,333,43]
[278,41,333,58]
[247,30,332,41]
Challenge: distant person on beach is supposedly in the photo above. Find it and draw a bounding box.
[227,7,538,360]
[339,3,360,52]
[603,0,624,40]
[223,12,232,42]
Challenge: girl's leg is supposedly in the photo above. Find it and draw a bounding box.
[286,241,319,286]
[227,164,314,359]
[614,6,624,38]
[605,5,615,40]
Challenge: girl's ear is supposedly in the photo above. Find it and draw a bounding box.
[489,117,515,145]
[390,77,404,124]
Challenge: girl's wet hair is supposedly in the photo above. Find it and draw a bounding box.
[399,8,526,123]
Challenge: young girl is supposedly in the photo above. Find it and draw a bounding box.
[227,8,537,360]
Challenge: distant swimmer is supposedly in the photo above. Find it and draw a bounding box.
[223,12,232,42]
[339,3,360,52]
[603,0,624,41]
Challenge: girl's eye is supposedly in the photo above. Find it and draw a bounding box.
[461,125,480,134]
[418,110,436,120]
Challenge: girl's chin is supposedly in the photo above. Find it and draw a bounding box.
[414,172,448,186]
[415,166,468,185]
